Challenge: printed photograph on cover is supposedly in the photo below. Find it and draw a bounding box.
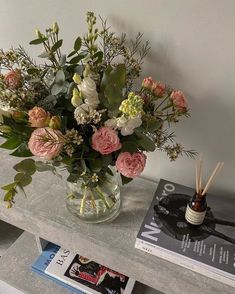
[64,254,129,294]
[136,179,235,277]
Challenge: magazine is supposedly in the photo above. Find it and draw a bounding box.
[45,246,135,294]
[135,179,235,288]
[32,242,84,293]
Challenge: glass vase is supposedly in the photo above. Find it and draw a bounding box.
[65,171,121,223]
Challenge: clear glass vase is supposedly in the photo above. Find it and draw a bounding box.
[65,171,121,223]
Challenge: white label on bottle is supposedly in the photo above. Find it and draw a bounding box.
[185,205,206,225]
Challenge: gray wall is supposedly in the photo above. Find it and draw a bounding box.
[1,0,235,196]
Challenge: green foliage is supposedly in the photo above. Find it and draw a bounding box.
[10,143,32,157]
[137,133,156,152]
[121,174,133,185]
[29,37,48,45]
[74,37,82,51]
[1,158,36,206]
[13,159,36,175]
[101,64,126,110]
[51,39,63,52]
[0,136,22,150]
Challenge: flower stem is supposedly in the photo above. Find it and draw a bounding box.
[95,186,110,209]
[80,186,87,215]
[89,188,98,214]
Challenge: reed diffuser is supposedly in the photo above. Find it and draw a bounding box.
[185,156,224,226]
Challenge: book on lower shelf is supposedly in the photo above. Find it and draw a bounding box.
[32,242,135,294]
[135,178,235,288]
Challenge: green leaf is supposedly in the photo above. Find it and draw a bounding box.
[93,51,103,64]
[68,53,87,64]
[14,173,32,187]
[10,143,32,157]
[145,119,162,132]
[4,189,15,202]
[121,175,133,185]
[121,141,138,153]
[101,155,112,167]
[13,159,36,175]
[51,39,63,52]
[39,95,57,108]
[55,70,65,85]
[67,50,77,58]
[0,136,22,150]
[1,182,16,191]
[137,134,156,152]
[29,38,47,45]
[106,167,114,176]
[35,161,56,172]
[51,83,64,95]
[74,37,82,51]
[27,68,40,75]
[104,85,122,110]
[89,158,103,172]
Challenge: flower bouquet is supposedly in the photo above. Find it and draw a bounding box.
[0,12,194,222]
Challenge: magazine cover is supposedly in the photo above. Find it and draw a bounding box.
[45,247,135,294]
[32,242,84,293]
[135,179,235,287]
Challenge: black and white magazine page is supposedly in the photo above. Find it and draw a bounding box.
[136,179,235,286]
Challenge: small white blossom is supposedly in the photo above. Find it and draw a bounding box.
[91,173,99,183]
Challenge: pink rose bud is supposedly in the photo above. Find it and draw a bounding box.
[116,152,146,178]
[170,90,188,111]
[12,111,26,121]
[151,81,166,97]
[28,107,50,128]
[142,77,154,89]
[4,70,22,89]
[28,127,64,160]
[92,127,122,155]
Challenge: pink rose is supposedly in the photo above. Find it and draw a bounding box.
[116,152,146,178]
[4,70,22,89]
[28,107,50,128]
[28,127,64,160]
[170,90,188,111]
[92,127,122,155]
[142,77,154,89]
[151,81,166,97]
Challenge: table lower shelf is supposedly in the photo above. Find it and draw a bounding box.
[0,232,162,294]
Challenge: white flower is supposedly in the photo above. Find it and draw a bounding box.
[74,104,102,125]
[104,118,118,129]
[117,115,142,136]
[74,104,90,124]
[78,77,99,108]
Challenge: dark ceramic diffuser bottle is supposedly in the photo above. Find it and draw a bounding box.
[185,192,207,226]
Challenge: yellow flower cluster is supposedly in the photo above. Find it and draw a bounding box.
[119,92,144,118]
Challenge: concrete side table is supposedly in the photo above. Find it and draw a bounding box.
[0,150,234,294]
